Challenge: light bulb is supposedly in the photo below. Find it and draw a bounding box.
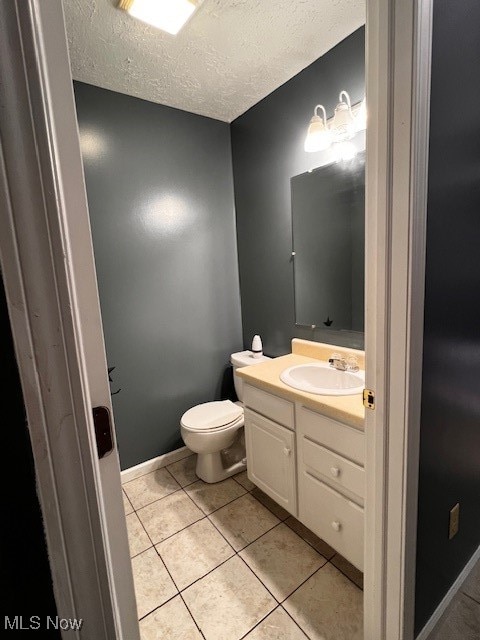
[355,97,367,132]
[304,105,332,153]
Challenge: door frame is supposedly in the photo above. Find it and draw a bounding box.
[364,0,432,638]
[0,1,139,638]
[0,0,433,638]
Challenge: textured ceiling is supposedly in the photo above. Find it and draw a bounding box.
[64,0,365,122]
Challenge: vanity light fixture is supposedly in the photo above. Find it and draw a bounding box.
[304,90,367,154]
[117,0,202,35]
[304,105,333,153]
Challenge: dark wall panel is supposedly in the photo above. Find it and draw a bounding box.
[74,83,242,470]
[231,28,365,356]
[415,0,480,633]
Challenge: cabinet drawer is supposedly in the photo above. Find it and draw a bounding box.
[244,409,297,516]
[299,471,364,571]
[302,438,365,499]
[297,405,364,466]
[244,384,294,429]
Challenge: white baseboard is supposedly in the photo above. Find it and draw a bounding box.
[121,446,193,484]
[416,543,480,640]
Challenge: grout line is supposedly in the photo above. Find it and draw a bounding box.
[280,604,314,640]
[184,484,248,517]
[137,591,179,623]
[126,485,183,513]
[179,593,206,639]
[460,590,480,607]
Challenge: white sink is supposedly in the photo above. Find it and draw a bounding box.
[280,362,365,396]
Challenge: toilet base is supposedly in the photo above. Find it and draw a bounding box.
[196,451,247,483]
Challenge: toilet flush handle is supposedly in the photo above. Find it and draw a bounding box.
[283,447,291,456]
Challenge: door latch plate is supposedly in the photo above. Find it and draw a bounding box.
[363,388,375,410]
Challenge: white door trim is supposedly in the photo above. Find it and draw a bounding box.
[364,1,432,639]
[0,1,139,638]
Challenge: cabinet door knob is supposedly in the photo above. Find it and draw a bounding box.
[331,521,342,532]
[330,466,340,477]
[283,447,291,456]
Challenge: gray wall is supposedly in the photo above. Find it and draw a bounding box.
[231,28,365,357]
[415,0,480,634]
[74,82,242,470]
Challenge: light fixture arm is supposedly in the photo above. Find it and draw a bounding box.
[339,91,352,111]
[313,104,328,127]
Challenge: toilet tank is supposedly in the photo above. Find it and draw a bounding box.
[230,350,271,401]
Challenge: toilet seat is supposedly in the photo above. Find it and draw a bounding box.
[181,400,243,432]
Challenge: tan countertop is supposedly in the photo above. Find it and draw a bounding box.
[236,339,365,431]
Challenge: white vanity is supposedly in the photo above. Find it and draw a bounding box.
[237,339,365,571]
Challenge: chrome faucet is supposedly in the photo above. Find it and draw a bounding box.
[328,352,360,372]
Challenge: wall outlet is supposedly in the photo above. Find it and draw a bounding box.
[449,503,460,539]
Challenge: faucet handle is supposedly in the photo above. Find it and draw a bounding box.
[346,354,359,372]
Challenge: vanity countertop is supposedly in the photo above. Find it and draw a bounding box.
[236,339,365,430]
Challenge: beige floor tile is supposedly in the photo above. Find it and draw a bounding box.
[461,559,480,603]
[126,513,152,557]
[429,593,480,640]
[184,478,246,515]
[137,491,204,544]
[234,470,256,491]
[131,548,177,618]
[167,455,198,487]
[182,555,276,640]
[239,523,327,601]
[244,607,309,640]
[139,595,202,640]
[251,487,291,520]
[123,490,134,516]
[209,493,280,551]
[284,563,363,640]
[331,554,364,590]
[284,516,336,559]
[156,518,234,590]
[123,468,180,510]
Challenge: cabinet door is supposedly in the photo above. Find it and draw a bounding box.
[245,408,297,516]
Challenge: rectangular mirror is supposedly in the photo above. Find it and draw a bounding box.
[291,152,365,333]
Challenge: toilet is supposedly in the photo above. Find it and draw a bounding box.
[180,350,270,483]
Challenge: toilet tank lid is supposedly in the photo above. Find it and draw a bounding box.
[231,350,271,367]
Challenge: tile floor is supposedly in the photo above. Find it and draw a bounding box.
[428,558,480,640]
[123,455,364,640]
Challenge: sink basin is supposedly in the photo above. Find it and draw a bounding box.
[280,362,365,396]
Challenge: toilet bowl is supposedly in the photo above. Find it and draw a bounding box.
[180,350,270,483]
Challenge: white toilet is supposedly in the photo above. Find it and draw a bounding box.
[180,350,270,483]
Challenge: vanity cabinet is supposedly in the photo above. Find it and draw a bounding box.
[243,382,365,571]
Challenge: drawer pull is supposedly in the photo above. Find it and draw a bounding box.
[283,447,292,456]
[330,466,341,477]
[331,520,342,532]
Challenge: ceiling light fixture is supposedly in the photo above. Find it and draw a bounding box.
[117,0,202,35]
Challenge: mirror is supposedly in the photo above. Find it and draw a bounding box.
[291,152,365,333]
